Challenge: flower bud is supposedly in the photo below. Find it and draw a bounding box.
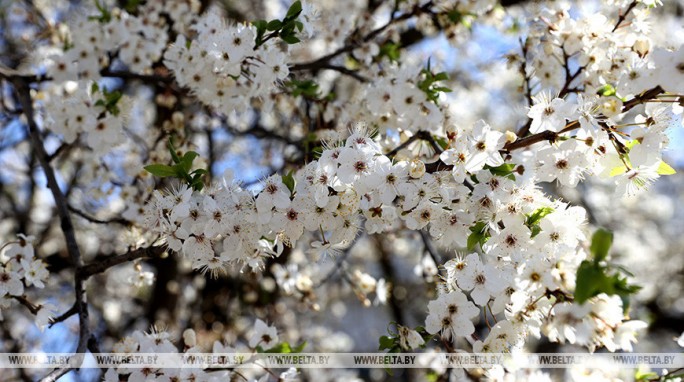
[599,97,623,117]
[505,130,518,144]
[633,38,650,58]
[183,329,196,348]
[409,159,426,178]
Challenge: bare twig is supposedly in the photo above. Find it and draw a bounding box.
[612,0,638,32]
[49,302,78,328]
[418,230,442,269]
[289,2,434,73]
[11,295,41,315]
[387,130,440,157]
[77,245,166,279]
[67,204,130,226]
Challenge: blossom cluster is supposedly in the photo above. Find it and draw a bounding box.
[143,118,650,359]
[163,7,312,113]
[44,83,127,152]
[0,235,52,326]
[45,1,197,82]
[102,321,296,382]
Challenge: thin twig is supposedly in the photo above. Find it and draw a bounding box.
[612,0,638,32]
[77,245,167,279]
[11,295,41,315]
[289,2,434,73]
[49,303,78,328]
[67,204,130,226]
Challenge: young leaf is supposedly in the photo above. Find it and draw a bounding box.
[167,139,182,164]
[291,341,307,353]
[262,342,291,353]
[282,171,296,193]
[590,228,613,263]
[378,335,396,351]
[266,19,282,31]
[281,34,300,44]
[179,151,199,173]
[525,207,555,226]
[286,0,302,19]
[485,163,517,178]
[144,164,178,177]
[574,261,612,304]
[657,161,676,175]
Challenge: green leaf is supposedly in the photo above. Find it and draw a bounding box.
[281,34,300,44]
[282,171,295,193]
[179,151,199,173]
[574,259,641,310]
[262,342,292,353]
[485,163,517,178]
[252,20,268,46]
[657,160,676,175]
[291,341,307,353]
[123,0,142,12]
[635,369,660,382]
[435,137,449,150]
[286,0,302,19]
[378,335,396,351]
[252,19,267,31]
[144,164,178,178]
[378,43,400,62]
[467,222,489,251]
[261,341,306,354]
[426,370,440,382]
[525,207,555,227]
[590,228,613,263]
[167,139,181,164]
[608,165,628,177]
[266,19,282,31]
[574,261,611,304]
[286,79,320,98]
[433,72,449,82]
[597,84,617,97]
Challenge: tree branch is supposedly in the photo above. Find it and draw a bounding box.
[387,130,440,157]
[67,204,131,226]
[11,295,41,315]
[612,0,638,32]
[289,2,434,73]
[77,245,167,279]
[9,77,91,378]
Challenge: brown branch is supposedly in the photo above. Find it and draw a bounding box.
[425,85,665,174]
[49,302,78,328]
[557,47,584,99]
[297,64,369,82]
[418,230,442,270]
[77,245,167,279]
[289,2,434,73]
[40,366,72,382]
[67,204,131,226]
[387,130,439,157]
[314,240,358,289]
[0,66,173,85]
[11,295,41,315]
[612,0,638,32]
[505,86,664,152]
[9,77,91,378]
